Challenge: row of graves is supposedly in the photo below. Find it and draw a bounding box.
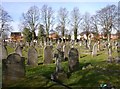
[1,40,80,87]
[1,38,120,87]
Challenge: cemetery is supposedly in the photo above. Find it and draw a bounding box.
[1,1,120,89]
[1,37,120,88]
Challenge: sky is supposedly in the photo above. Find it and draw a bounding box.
[1,1,119,34]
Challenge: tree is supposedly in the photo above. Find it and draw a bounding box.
[0,6,12,36]
[97,5,117,42]
[38,24,45,43]
[91,15,99,34]
[90,15,99,40]
[22,27,32,46]
[81,12,91,48]
[71,7,82,41]
[57,7,69,37]
[81,12,91,37]
[21,6,40,41]
[41,5,54,37]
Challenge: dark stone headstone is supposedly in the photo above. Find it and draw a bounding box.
[44,46,53,64]
[2,53,25,86]
[68,48,79,72]
[27,47,38,66]
[115,42,120,63]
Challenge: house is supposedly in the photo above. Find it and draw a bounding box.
[49,29,59,39]
[79,31,98,40]
[111,34,118,40]
[10,32,23,42]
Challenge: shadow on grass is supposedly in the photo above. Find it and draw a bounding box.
[67,62,120,88]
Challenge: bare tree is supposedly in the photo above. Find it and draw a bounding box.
[91,15,99,34]
[71,7,82,41]
[57,7,69,37]
[0,6,12,34]
[41,5,54,37]
[21,5,40,41]
[81,12,91,48]
[97,5,117,42]
[38,24,45,44]
[113,4,120,39]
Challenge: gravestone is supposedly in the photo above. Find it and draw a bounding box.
[68,48,79,72]
[117,42,120,58]
[57,43,63,51]
[2,45,8,60]
[54,49,64,72]
[51,49,67,81]
[63,44,70,60]
[2,53,25,86]
[15,45,23,57]
[92,43,97,56]
[97,41,100,51]
[115,42,120,63]
[27,47,38,66]
[107,43,113,62]
[44,46,53,64]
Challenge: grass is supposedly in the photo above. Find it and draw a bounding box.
[3,44,120,88]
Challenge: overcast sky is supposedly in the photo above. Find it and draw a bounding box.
[1,1,119,34]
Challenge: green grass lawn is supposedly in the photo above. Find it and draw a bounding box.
[4,45,120,88]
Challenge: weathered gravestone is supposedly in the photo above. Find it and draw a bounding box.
[92,43,97,56]
[57,42,64,51]
[27,47,38,66]
[51,49,67,81]
[1,45,8,60]
[115,42,120,63]
[107,43,113,62]
[54,49,64,72]
[44,46,53,64]
[68,48,79,72]
[63,44,70,61]
[2,53,25,86]
[15,45,23,57]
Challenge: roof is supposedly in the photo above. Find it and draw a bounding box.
[80,31,98,35]
[49,29,56,35]
[11,32,21,36]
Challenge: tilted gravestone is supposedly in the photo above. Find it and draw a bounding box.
[2,53,25,85]
[27,47,38,66]
[68,48,79,72]
[2,45,8,60]
[92,43,97,56]
[15,45,23,57]
[44,46,53,64]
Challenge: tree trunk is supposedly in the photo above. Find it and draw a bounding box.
[74,28,77,41]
